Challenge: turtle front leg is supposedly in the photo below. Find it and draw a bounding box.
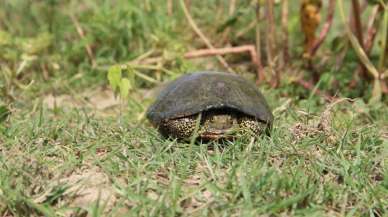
[238,117,267,135]
[160,115,197,139]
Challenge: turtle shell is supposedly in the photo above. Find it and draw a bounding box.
[147,71,273,125]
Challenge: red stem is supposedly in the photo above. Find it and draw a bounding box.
[309,0,335,56]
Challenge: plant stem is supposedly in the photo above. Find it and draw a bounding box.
[265,0,278,87]
[351,0,364,49]
[255,1,265,82]
[167,0,173,16]
[179,0,234,72]
[281,0,289,66]
[378,7,388,71]
[309,0,335,56]
[265,0,275,66]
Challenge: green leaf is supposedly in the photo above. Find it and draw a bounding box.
[0,105,10,123]
[119,78,131,99]
[107,65,122,92]
[127,66,136,89]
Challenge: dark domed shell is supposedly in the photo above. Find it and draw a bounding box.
[147,71,273,125]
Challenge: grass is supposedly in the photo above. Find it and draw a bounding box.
[0,0,387,216]
[1,92,387,216]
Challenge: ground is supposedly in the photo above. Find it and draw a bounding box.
[0,1,387,216]
[1,86,387,216]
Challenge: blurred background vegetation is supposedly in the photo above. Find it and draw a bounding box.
[0,0,387,107]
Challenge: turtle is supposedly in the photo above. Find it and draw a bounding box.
[146,71,273,140]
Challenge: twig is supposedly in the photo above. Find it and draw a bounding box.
[364,5,380,52]
[300,0,333,82]
[352,5,380,82]
[352,0,364,49]
[136,57,163,65]
[281,0,289,65]
[184,45,262,81]
[339,1,379,79]
[227,0,237,33]
[349,0,369,32]
[265,0,278,87]
[301,0,321,57]
[167,0,173,16]
[255,1,265,82]
[265,0,275,66]
[129,64,175,76]
[179,0,234,72]
[130,49,155,63]
[184,45,256,58]
[127,49,165,66]
[184,45,257,59]
[184,0,191,9]
[309,0,335,56]
[69,13,96,67]
[378,5,388,71]
[229,0,236,17]
[339,0,382,101]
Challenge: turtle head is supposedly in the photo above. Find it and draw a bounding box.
[160,109,266,140]
[199,113,238,138]
[160,110,238,140]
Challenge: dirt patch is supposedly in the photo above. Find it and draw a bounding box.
[86,88,120,110]
[64,169,115,209]
[43,88,120,111]
[290,98,351,143]
[34,167,117,215]
[43,94,81,109]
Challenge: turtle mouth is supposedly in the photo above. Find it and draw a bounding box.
[200,132,232,140]
[199,128,239,140]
